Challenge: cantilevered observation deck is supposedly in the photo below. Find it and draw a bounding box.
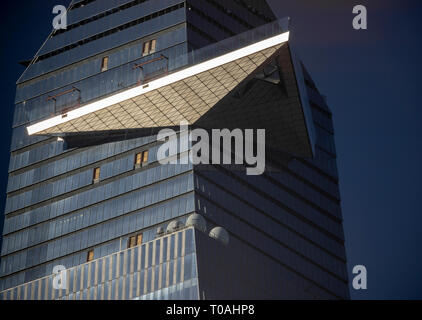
[27,18,315,158]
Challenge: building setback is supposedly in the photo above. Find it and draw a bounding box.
[0,0,349,299]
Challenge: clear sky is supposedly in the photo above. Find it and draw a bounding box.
[0,0,421,299]
[267,0,422,299]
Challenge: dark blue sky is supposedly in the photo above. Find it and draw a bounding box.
[0,0,421,299]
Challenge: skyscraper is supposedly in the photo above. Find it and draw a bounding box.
[0,0,349,300]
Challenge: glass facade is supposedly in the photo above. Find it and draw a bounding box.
[0,0,349,300]
[1,227,198,300]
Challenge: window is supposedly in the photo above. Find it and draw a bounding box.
[150,39,156,53]
[127,236,136,248]
[134,150,149,167]
[128,236,136,249]
[101,56,109,72]
[87,250,94,262]
[142,41,150,56]
[137,233,143,245]
[142,39,156,56]
[135,153,142,166]
[142,150,149,163]
[93,167,100,183]
[128,233,143,248]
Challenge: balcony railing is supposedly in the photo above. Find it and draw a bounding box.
[46,87,81,115]
[0,226,197,300]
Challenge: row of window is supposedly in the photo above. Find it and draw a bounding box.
[4,167,193,255]
[0,191,195,278]
[36,3,184,62]
[6,148,151,214]
[199,167,344,242]
[310,104,334,134]
[304,148,339,181]
[265,170,341,217]
[303,92,339,182]
[99,40,156,73]
[4,158,193,242]
[232,0,273,22]
[202,0,254,29]
[9,140,62,172]
[93,150,149,183]
[47,0,258,63]
[195,176,347,279]
[224,168,344,239]
[18,0,186,85]
[197,197,348,298]
[1,229,197,300]
[8,135,189,213]
[15,24,186,108]
[314,126,337,157]
[2,171,194,259]
[187,10,229,44]
[87,232,143,262]
[195,173,345,261]
[287,159,340,201]
[187,4,236,37]
[307,86,331,115]
[0,215,191,291]
[55,0,149,37]
[8,135,154,192]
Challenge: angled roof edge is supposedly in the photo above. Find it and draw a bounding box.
[16,0,73,85]
[288,44,316,157]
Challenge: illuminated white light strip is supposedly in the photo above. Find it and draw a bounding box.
[27,31,289,135]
